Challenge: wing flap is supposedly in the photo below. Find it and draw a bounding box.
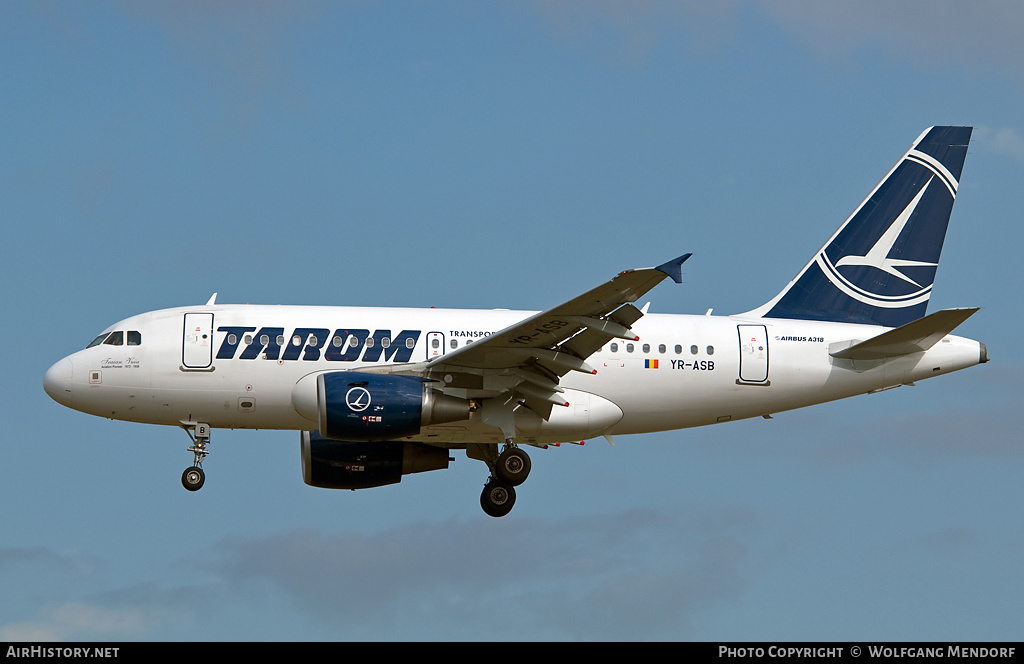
[558,304,645,366]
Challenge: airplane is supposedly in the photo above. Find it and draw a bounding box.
[43,126,987,517]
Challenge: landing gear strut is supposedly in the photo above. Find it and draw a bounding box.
[181,422,210,492]
[475,441,532,518]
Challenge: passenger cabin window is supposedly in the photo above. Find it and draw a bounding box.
[103,331,124,346]
[127,331,142,346]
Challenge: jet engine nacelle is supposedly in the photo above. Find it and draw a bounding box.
[292,371,470,442]
[300,430,450,489]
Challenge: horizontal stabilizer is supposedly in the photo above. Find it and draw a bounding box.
[829,308,979,361]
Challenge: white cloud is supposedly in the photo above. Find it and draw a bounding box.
[531,0,741,59]
[756,0,1024,81]
[0,547,100,575]
[203,507,771,640]
[0,603,156,642]
[0,507,777,641]
[975,126,1024,160]
[527,0,1024,81]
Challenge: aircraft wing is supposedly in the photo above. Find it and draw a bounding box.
[431,253,690,370]
[375,254,690,419]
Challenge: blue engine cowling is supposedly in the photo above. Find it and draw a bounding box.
[300,430,450,489]
[316,372,469,442]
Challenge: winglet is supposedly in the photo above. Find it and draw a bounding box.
[655,253,692,284]
[206,293,218,306]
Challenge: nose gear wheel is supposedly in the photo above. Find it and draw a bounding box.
[182,466,205,491]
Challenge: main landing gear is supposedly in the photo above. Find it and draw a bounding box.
[477,441,532,518]
[180,422,210,492]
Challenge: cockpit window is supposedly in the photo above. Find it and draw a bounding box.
[86,333,110,349]
[127,330,142,346]
[103,331,124,346]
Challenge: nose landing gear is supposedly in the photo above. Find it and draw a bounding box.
[181,422,210,492]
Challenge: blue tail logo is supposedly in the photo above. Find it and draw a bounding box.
[761,126,972,328]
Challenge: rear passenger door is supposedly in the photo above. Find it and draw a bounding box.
[737,324,769,384]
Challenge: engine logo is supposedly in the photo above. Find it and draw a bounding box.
[345,386,371,412]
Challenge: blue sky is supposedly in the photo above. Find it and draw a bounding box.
[2,1,1022,642]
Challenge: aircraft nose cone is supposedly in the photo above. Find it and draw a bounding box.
[43,358,73,407]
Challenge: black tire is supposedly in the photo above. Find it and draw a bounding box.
[480,480,516,518]
[495,447,531,487]
[181,466,205,491]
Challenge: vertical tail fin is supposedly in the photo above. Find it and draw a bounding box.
[753,126,972,327]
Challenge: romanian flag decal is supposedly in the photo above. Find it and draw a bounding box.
[645,359,659,369]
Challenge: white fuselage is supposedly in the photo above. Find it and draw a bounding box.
[45,303,985,447]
